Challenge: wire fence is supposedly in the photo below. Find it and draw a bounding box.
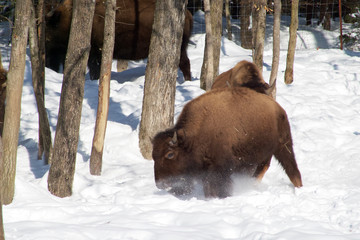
[187,0,359,50]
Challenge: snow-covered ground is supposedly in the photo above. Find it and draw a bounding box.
[1,12,360,240]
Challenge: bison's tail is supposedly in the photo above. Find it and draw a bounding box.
[274,112,303,188]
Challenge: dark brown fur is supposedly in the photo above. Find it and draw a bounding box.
[0,67,7,136]
[152,87,302,198]
[45,0,193,80]
[212,60,272,95]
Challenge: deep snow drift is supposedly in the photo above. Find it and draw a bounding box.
[1,12,360,240]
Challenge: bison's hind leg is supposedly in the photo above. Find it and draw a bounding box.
[253,158,271,182]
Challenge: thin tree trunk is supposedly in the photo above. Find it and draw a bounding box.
[48,0,95,197]
[139,0,187,160]
[200,0,223,90]
[1,0,31,205]
[90,0,116,176]
[240,0,252,49]
[252,0,266,72]
[269,0,281,99]
[200,0,214,90]
[29,1,53,164]
[211,0,223,78]
[225,0,232,40]
[36,0,50,163]
[285,0,298,84]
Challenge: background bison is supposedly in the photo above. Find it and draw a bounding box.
[212,60,274,95]
[45,0,193,80]
[152,87,302,198]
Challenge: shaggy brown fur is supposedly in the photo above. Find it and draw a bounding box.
[212,60,273,95]
[0,67,7,136]
[45,0,193,80]
[152,87,302,198]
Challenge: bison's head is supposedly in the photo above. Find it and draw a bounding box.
[152,129,197,196]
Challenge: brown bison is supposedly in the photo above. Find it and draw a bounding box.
[212,60,275,95]
[45,0,193,80]
[152,87,302,198]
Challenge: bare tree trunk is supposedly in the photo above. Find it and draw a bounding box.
[48,0,95,198]
[90,0,116,176]
[252,0,266,72]
[1,0,31,205]
[29,1,53,164]
[211,0,223,78]
[225,0,232,40]
[240,0,252,49]
[269,0,281,99]
[0,137,4,240]
[285,0,298,85]
[200,0,214,91]
[116,60,128,72]
[200,0,223,90]
[139,0,187,160]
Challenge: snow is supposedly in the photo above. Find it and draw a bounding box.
[1,12,360,240]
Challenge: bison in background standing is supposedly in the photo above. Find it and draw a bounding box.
[152,87,302,198]
[45,0,193,80]
[212,60,275,95]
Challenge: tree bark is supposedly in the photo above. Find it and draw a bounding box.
[1,0,31,205]
[285,0,298,85]
[200,0,223,90]
[269,0,281,99]
[29,1,53,164]
[139,0,187,160]
[240,0,252,49]
[48,0,95,197]
[90,0,116,176]
[252,0,267,72]
[200,0,214,91]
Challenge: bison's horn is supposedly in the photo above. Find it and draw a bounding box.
[265,78,277,96]
[169,131,177,146]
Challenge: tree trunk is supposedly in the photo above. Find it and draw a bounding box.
[29,1,53,164]
[284,0,298,84]
[48,0,95,197]
[1,0,31,205]
[200,0,214,91]
[90,0,116,176]
[269,0,281,99]
[225,0,232,40]
[139,0,187,160]
[200,0,223,90]
[0,137,5,240]
[210,0,223,78]
[240,0,252,49]
[252,0,267,72]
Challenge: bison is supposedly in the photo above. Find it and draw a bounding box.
[152,87,302,198]
[45,0,193,80]
[211,60,275,95]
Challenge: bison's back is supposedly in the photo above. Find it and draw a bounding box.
[176,87,288,169]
